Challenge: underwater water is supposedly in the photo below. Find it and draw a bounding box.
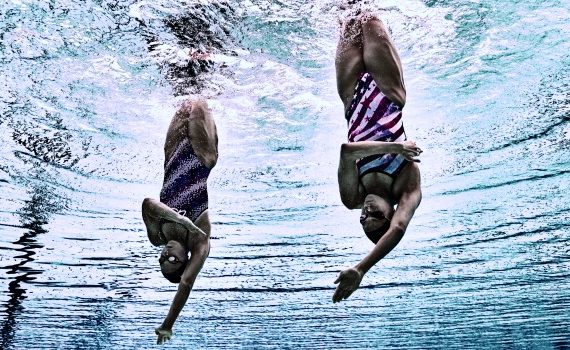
[1,0,569,349]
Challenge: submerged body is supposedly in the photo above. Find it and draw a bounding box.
[142,99,218,344]
[333,12,422,302]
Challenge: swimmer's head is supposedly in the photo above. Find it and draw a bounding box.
[360,194,394,243]
[159,240,189,283]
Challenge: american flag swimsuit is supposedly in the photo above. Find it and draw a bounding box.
[345,72,408,178]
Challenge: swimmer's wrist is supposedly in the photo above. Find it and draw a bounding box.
[176,212,189,223]
[353,264,367,276]
[181,218,208,236]
[158,324,172,332]
[393,142,404,154]
[161,208,185,224]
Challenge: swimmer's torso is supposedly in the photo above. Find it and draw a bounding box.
[160,112,212,223]
[345,72,411,202]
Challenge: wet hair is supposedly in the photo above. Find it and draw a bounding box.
[364,220,391,244]
[161,260,188,284]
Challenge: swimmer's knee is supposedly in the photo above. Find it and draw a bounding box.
[361,14,387,37]
[191,98,209,112]
[179,99,209,119]
[191,100,211,122]
[360,12,381,24]
[177,100,193,118]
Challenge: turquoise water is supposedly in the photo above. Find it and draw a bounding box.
[1,0,569,349]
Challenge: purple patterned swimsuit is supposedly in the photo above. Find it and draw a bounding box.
[160,138,211,222]
[346,72,408,178]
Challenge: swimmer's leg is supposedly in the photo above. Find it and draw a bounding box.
[180,99,218,169]
[361,14,406,107]
[335,14,365,107]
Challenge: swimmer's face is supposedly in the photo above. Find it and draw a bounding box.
[360,194,394,233]
[159,240,188,275]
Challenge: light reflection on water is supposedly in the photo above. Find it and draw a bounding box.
[1,0,569,349]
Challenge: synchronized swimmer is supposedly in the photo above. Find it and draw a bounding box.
[332,11,422,302]
[141,5,421,345]
[142,100,218,344]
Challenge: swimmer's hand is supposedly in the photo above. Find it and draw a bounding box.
[333,267,363,303]
[399,141,423,162]
[155,327,172,345]
[179,215,207,236]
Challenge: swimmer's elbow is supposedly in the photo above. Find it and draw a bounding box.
[341,196,360,210]
[340,143,355,160]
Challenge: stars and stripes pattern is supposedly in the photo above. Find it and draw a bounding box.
[345,72,408,178]
[160,138,211,222]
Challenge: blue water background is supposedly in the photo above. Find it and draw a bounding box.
[1,0,569,349]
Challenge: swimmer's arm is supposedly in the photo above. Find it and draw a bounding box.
[142,197,187,225]
[355,189,421,275]
[333,195,419,303]
[341,141,422,162]
[333,201,417,303]
[158,240,210,332]
[338,144,366,209]
[142,198,206,239]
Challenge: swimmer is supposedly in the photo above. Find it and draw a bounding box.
[333,11,422,303]
[142,99,218,343]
